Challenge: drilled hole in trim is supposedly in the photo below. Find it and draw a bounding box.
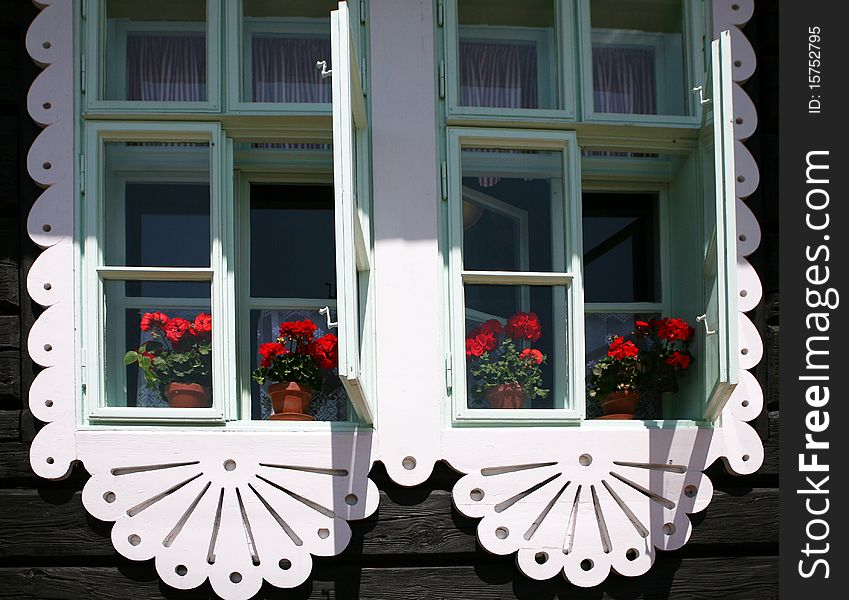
[740,289,748,297]
[626,548,639,561]
[43,102,51,110]
[737,175,746,183]
[223,460,236,472]
[735,117,743,124]
[741,348,749,355]
[579,454,592,467]
[44,344,52,352]
[279,559,292,570]
[175,565,188,576]
[46,457,54,464]
[42,162,51,170]
[103,491,116,503]
[663,522,676,535]
[742,454,750,462]
[683,485,698,498]
[739,234,748,242]
[42,41,51,49]
[534,552,548,565]
[734,60,742,67]
[742,400,750,407]
[731,3,740,9]
[42,224,52,232]
[580,559,594,571]
[43,283,52,290]
[402,456,416,470]
[45,399,53,407]
[470,488,484,501]
[495,527,509,539]
[345,494,358,506]
[317,528,330,539]
[229,572,242,584]
[128,534,141,546]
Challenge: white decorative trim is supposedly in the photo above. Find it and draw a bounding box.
[24,3,379,598]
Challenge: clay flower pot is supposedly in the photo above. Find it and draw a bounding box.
[268,382,315,421]
[598,389,639,420]
[164,382,211,408]
[485,384,528,409]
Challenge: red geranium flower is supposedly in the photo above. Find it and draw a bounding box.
[607,336,639,360]
[657,317,694,342]
[506,312,542,342]
[520,348,544,365]
[259,342,287,368]
[140,311,169,332]
[164,317,193,344]
[635,320,651,335]
[666,351,692,370]
[466,337,485,358]
[192,313,212,339]
[278,320,318,345]
[309,334,339,370]
[478,319,503,336]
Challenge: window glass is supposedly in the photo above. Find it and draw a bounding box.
[106,280,212,408]
[582,191,660,303]
[241,0,336,103]
[461,148,563,272]
[104,0,208,102]
[247,183,349,422]
[464,285,568,410]
[457,0,558,110]
[589,0,687,116]
[103,142,211,268]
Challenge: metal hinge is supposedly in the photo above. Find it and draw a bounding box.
[438,60,445,99]
[79,154,85,195]
[440,161,448,200]
[80,363,87,396]
[81,0,86,19]
[361,57,367,96]
[80,54,86,94]
[437,0,445,26]
[359,0,367,24]
[445,353,453,395]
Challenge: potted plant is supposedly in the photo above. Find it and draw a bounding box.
[124,311,213,408]
[252,319,338,421]
[466,312,549,409]
[588,317,696,419]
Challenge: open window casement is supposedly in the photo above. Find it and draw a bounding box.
[330,1,375,424]
[699,31,738,421]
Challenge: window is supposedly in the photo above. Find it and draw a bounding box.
[81,1,375,425]
[441,3,738,423]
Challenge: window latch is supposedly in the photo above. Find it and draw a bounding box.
[316,60,333,79]
[319,306,338,329]
[692,85,710,105]
[696,314,717,335]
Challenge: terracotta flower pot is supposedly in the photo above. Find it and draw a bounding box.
[485,384,528,409]
[598,389,639,420]
[164,382,211,408]
[268,382,315,421]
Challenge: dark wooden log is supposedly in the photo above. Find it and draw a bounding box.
[0,264,19,310]
[0,349,21,402]
[0,487,778,560]
[0,218,17,263]
[0,442,32,479]
[0,409,19,440]
[0,315,20,349]
[0,557,779,599]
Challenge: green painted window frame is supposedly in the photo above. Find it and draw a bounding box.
[443,0,577,124]
[576,0,705,126]
[446,128,585,423]
[84,0,222,114]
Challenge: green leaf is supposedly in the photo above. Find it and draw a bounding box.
[124,351,139,366]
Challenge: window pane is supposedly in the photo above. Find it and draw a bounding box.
[589,0,687,116]
[583,312,661,419]
[105,280,212,408]
[464,284,568,410]
[461,148,563,272]
[241,0,336,103]
[105,0,207,102]
[250,184,336,299]
[250,309,348,421]
[104,142,210,268]
[458,0,558,110]
[582,191,660,303]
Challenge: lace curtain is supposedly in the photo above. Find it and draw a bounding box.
[252,36,332,103]
[127,34,206,101]
[592,46,657,115]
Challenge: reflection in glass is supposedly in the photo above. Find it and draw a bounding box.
[105,0,207,102]
[464,285,567,410]
[582,192,659,303]
[590,0,686,116]
[458,0,558,109]
[105,280,212,408]
[241,0,337,103]
[461,149,562,272]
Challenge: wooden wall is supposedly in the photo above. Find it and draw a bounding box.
[0,1,779,598]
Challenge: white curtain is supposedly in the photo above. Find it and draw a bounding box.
[127,34,206,102]
[592,46,657,115]
[252,36,332,103]
[459,41,538,109]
